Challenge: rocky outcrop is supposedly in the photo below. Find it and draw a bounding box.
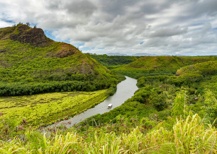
[55,44,77,58]
[10,24,52,47]
[45,43,79,58]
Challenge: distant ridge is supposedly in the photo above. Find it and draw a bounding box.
[106,52,128,56]
[132,53,155,56]
[104,52,155,56]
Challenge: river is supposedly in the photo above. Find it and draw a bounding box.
[45,76,138,129]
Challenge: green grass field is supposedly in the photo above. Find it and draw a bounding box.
[0,90,108,131]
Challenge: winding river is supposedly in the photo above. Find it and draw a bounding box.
[46,76,138,129]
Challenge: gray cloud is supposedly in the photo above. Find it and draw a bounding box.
[0,0,217,55]
[65,0,96,16]
[194,0,217,16]
[46,0,97,16]
[149,27,188,37]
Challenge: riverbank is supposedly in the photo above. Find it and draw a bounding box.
[43,76,138,130]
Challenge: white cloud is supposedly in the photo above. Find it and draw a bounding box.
[0,20,13,28]
[0,0,217,55]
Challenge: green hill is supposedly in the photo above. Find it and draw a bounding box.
[163,60,217,85]
[1,24,217,153]
[113,56,217,78]
[89,54,138,68]
[0,24,118,96]
[176,61,217,77]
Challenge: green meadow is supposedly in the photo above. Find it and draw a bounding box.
[0,90,108,139]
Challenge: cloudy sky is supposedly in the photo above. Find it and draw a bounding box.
[0,0,217,55]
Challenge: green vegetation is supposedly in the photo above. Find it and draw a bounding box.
[0,111,216,153]
[89,54,138,69]
[0,24,119,96]
[1,24,217,153]
[70,56,217,153]
[0,90,108,140]
[1,56,217,153]
[113,56,217,78]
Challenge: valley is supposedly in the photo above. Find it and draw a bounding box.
[44,76,138,129]
[0,24,217,153]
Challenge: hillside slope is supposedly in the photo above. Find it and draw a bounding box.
[0,24,117,96]
[89,54,138,68]
[113,56,217,78]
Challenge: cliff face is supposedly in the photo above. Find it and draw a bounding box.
[9,24,52,47]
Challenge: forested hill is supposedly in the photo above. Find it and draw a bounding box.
[0,24,118,96]
[112,56,217,78]
[88,54,138,68]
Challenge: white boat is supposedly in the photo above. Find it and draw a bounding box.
[108,104,113,109]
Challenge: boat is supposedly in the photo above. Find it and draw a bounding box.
[108,104,113,109]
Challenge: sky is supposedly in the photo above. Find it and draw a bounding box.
[0,0,217,55]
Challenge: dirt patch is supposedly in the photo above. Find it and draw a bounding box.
[55,43,78,58]
[56,49,75,58]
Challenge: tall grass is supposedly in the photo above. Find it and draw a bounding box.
[143,114,217,153]
[172,90,188,117]
[0,114,216,154]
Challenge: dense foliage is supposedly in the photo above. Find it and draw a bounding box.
[68,56,217,153]
[0,90,109,140]
[1,24,217,153]
[113,56,217,78]
[0,24,119,96]
[89,54,138,68]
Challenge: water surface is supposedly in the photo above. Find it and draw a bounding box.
[47,76,138,128]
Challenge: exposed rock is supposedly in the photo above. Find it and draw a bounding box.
[56,49,75,58]
[10,24,52,47]
[55,43,78,58]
